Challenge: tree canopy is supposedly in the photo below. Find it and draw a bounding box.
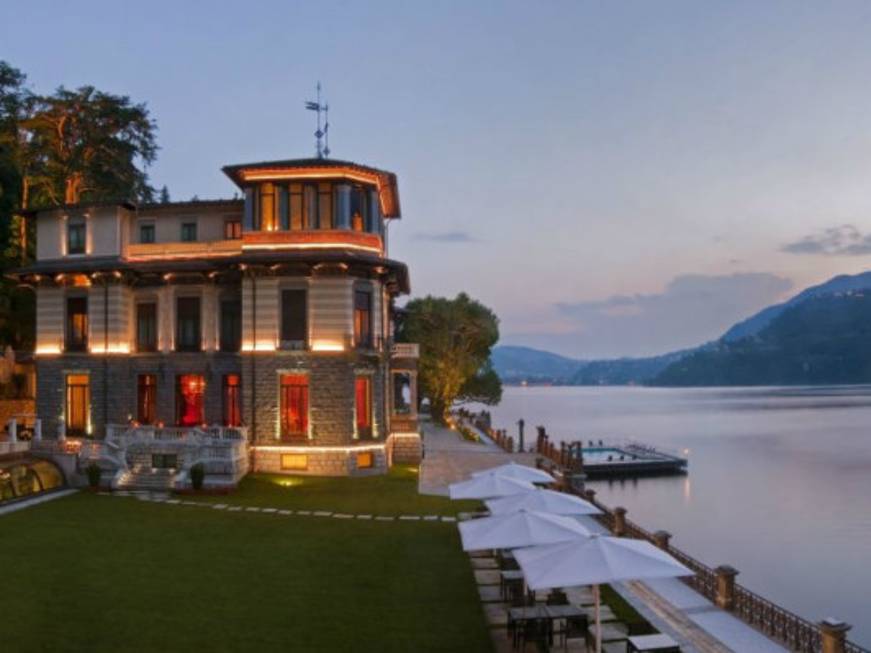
[0,60,159,348]
[397,293,502,423]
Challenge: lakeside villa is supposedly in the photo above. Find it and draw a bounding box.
[5,157,422,492]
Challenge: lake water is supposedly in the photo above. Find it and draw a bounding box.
[482,385,871,646]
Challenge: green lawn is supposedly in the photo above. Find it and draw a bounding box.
[0,471,492,653]
[188,465,481,516]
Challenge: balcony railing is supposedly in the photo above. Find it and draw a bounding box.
[126,239,241,260]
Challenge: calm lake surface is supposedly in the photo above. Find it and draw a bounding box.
[483,385,871,645]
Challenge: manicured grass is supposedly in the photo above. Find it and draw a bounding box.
[188,465,481,516]
[0,475,492,652]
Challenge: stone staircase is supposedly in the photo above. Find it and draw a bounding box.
[114,467,178,491]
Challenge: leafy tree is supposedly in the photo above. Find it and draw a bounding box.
[23,85,158,204]
[397,293,501,423]
[0,61,160,349]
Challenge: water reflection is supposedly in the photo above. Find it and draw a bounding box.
[480,385,871,647]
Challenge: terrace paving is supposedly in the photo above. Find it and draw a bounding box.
[423,420,788,653]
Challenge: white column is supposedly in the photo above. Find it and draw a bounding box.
[58,420,66,442]
[8,418,16,443]
[33,419,42,441]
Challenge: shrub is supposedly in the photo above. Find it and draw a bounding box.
[190,463,205,491]
[85,463,101,488]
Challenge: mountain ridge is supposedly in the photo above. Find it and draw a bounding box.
[493,270,871,386]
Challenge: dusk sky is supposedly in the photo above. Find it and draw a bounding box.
[7,1,871,358]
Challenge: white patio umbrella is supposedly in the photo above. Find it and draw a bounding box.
[472,461,554,484]
[448,473,535,500]
[485,488,601,516]
[514,535,692,653]
[458,509,593,551]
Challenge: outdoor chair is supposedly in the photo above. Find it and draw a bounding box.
[556,614,589,651]
[545,589,569,605]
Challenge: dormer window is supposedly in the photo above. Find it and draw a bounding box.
[139,222,155,244]
[67,220,86,255]
[181,222,197,242]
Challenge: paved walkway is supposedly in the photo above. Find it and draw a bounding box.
[419,420,538,496]
[420,421,786,653]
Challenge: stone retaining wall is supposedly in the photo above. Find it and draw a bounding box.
[390,432,422,465]
[253,444,388,477]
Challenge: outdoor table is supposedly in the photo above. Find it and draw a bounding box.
[500,570,525,600]
[545,605,587,648]
[507,605,549,649]
[628,633,681,652]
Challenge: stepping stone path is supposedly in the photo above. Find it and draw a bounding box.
[103,492,465,526]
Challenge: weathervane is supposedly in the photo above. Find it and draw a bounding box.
[305,82,330,159]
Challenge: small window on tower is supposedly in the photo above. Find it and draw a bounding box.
[139,223,155,244]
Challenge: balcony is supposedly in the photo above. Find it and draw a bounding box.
[242,229,383,255]
[126,239,241,261]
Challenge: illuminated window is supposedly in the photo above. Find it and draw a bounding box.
[354,290,372,348]
[136,302,157,352]
[350,185,369,232]
[318,183,333,229]
[176,297,201,352]
[281,453,307,471]
[289,184,304,230]
[176,374,205,427]
[137,374,157,424]
[222,374,241,427]
[280,374,308,441]
[65,296,88,352]
[355,376,372,439]
[224,219,242,240]
[356,451,374,469]
[65,374,89,437]
[139,223,155,244]
[181,222,197,242]
[303,184,318,229]
[67,220,86,254]
[259,183,276,231]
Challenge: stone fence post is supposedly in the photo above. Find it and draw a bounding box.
[714,565,739,611]
[518,419,525,453]
[33,419,41,441]
[819,619,851,653]
[652,530,672,551]
[8,418,16,443]
[612,506,627,536]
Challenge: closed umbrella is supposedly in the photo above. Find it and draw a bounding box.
[472,461,554,484]
[515,535,692,653]
[458,509,593,551]
[486,488,601,516]
[449,473,535,500]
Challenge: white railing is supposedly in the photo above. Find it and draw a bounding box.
[105,424,248,442]
[0,440,29,455]
[391,342,419,359]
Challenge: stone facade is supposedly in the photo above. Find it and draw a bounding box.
[253,444,388,477]
[242,350,387,445]
[389,432,423,465]
[36,353,241,439]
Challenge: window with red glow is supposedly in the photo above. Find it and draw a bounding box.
[137,374,157,424]
[176,375,205,426]
[223,374,241,427]
[280,374,308,440]
[355,376,372,439]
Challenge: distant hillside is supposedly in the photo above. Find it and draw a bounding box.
[497,270,871,387]
[569,349,697,386]
[491,346,583,383]
[654,291,871,386]
[722,271,871,341]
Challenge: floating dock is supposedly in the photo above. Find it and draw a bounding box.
[577,442,688,478]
